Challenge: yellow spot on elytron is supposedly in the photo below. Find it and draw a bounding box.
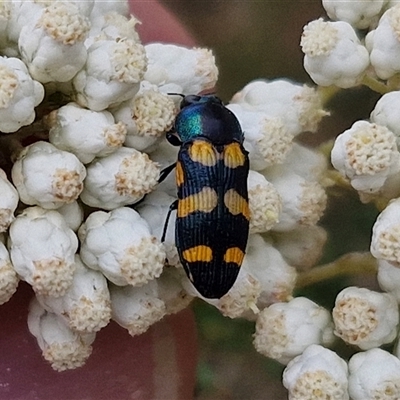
[178,187,218,218]
[176,161,184,186]
[189,140,217,166]
[182,245,213,263]
[224,247,245,266]
[224,189,250,220]
[223,142,246,168]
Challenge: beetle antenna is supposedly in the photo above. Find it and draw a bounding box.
[167,93,185,98]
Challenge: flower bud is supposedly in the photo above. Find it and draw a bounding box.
[332,286,399,350]
[348,348,400,400]
[283,344,349,400]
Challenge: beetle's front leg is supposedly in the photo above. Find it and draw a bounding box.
[158,163,176,184]
[161,199,178,243]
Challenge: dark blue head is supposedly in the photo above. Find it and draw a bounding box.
[171,95,244,145]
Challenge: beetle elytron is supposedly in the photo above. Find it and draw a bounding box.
[161,94,250,299]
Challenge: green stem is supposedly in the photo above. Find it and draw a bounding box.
[317,85,341,105]
[361,75,389,94]
[296,252,378,288]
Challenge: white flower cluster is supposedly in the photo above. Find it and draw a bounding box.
[301,2,400,88]
[0,0,219,371]
[0,0,331,376]
[281,1,400,399]
[4,0,400,397]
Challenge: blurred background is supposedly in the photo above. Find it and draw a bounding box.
[154,2,381,398]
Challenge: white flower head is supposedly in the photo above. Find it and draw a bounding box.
[8,0,93,47]
[73,37,147,111]
[88,11,140,44]
[56,200,83,232]
[36,255,111,334]
[332,286,399,350]
[282,344,349,400]
[8,207,78,297]
[112,82,176,152]
[80,146,159,210]
[110,280,166,337]
[144,43,218,94]
[244,235,297,308]
[156,266,193,315]
[48,102,127,164]
[331,121,400,195]
[0,168,18,232]
[371,91,400,144]
[377,259,400,302]
[230,79,328,134]
[227,104,295,170]
[272,225,328,270]
[89,0,129,27]
[301,19,369,88]
[348,348,400,400]
[18,2,90,83]
[11,141,86,209]
[28,297,95,371]
[136,190,180,267]
[322,0,386,29]
[0,56,44,133]
[248,170,281,234]
[371,198,400,263]
[254,297,334,365]
[367,4,400,80]
[278,142,329,182]
[212,269,261,319]
[265,168,327,232]
[0,241,18,305]
[7,1,49,45]
[79,207,165,287]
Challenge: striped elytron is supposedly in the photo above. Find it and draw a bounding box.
[163,95,250,299]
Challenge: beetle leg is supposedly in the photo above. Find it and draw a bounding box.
[161,199,178,242]
[158,163,176,183]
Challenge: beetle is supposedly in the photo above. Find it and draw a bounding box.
[161,94,250,299]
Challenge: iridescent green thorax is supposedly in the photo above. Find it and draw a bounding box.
[174,98,244,145]
[175,107,203,142]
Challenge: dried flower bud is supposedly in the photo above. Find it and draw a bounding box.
[0,168,18,232]
[0,241,18,305]
[79,207,165,287]
[332,286,399,350]
[36,255,111,334]
[48,102,127,164]
[28,297,95,371]
[301,19,369,88]
[110,281,166,336]
[283,345,349,400]
[348,348,400,400]
[0,56,44,133]
[12,141,86,209]
[80,147,159,210]
[18,2,90,83]
[8,206,78,297]
[254,297,334,365]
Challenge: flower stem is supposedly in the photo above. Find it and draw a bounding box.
[296,252,378,288]
[361,75,389,94]
[317,85,341,105]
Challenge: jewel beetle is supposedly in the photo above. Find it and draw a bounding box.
[161,94,250,299]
